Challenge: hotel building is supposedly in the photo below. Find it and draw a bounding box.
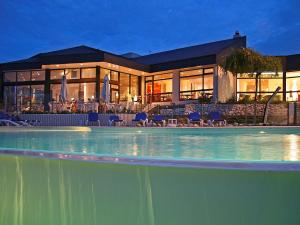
[0,33,299,112]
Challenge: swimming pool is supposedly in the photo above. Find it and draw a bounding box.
[0,127,300,225]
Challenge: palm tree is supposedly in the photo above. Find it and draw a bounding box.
[222,48,282,124]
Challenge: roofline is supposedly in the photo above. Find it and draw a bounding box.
[135,36,246,60]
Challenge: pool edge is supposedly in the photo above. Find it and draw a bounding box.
[1,149,300,172]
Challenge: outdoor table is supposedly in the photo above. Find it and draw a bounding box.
[167,118,177,127]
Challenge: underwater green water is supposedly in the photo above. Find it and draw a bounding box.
[0,155,300,225]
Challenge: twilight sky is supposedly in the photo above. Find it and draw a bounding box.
[0,0,300,62]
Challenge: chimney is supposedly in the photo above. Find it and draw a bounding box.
[233,31,241,38]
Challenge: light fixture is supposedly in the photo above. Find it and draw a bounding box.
[56,65,60,67]
[80,63,83,66]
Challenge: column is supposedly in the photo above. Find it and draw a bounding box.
[282,57,287,102]
[213,65,218,103]
[43,69,51,111]
[140,76,145,104]
[172,70,180,104]
[96,66,100,101]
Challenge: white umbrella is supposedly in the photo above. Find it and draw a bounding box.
[59,75,67,104]
[101,75,110,103]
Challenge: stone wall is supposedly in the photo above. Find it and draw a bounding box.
[160,103,288,125]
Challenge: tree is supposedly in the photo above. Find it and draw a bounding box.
[222,48,282,124]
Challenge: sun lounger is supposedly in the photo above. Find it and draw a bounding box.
[152,114,166,127]
[109,115,124,126]
[188,112,203,126]
[208,111,227,126]
[86,112,100,126]
[132,112,148,126]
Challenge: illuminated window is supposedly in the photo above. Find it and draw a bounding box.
[17,71,31,81]
[4,72,16,82]
[145,73,172,102]
[32,70,45,81]
[50,70,64,80]
[286,71,300,101]
[81,68,96,78]
[179,68,213,100]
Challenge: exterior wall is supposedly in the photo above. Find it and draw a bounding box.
[160,103,288,125]
[217,67,235,103]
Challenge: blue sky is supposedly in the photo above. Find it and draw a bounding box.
[0,0,300,62]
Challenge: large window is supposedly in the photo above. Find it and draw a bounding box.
[17,71,31,81]
[50,70,64,80]
[145,73,172,102]
[50,83,96,102]
[237,72,283,102]
[120,73,130,101]
[65,69,80,80]
[81,68,96,78]
[31,85,44,111]
[180,68,214,101]
[17,86,31,111]
[31,70,45,81]
[286,71,300,101]
[3,86,17,112]
[4,72,16,82]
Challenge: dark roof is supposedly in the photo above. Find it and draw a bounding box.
[285,54,300,71]
[121,52,141,59]
[1,45,149,71]
[0,36,246,72]
[133,36,246,65]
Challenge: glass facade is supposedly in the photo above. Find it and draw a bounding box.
[286,71,300,101]
[31,71,45,81]
[4,72,16,82]
[2,64,300,113]
[179,68,214,101]
[237,72,283,102]
[145,73,173,103]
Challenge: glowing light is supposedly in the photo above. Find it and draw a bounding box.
[56,65,60,67]
[133,95,138,102]
[259,131,266,134]
[292,80,298,101]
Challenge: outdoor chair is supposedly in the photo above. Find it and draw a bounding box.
[109,115,124,126]
[132,112,148,126]
[86,112,100,126]
[208,111,227,126]
[152,114,166,127]
[0,112,32,126]
[188,112,204,127]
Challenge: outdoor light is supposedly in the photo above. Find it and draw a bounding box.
[292,80,298,101]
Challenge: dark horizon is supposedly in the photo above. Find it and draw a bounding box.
[1,0,300,63]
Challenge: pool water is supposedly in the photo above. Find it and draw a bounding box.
[0,127,299,162]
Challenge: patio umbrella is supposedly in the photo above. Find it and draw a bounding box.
[59,75,67,104]
[101,75,110,103]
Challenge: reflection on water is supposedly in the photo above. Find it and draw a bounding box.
[0,128,300,162]
[283,134,300,161]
